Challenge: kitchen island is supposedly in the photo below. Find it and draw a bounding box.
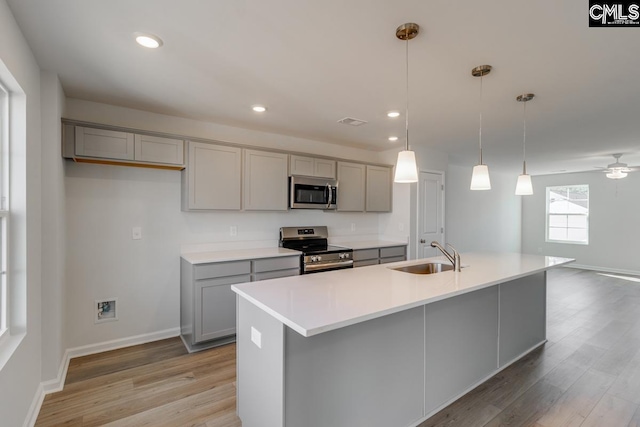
[231,252,573,427]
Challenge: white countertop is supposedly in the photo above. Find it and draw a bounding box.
[181,247,300,264]
[232,252,573,337]
[333,240,407,250]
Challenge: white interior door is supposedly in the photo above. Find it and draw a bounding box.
[418,171,445,258]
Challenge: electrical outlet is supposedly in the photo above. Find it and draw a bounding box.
[132,227,142,240]
[230,226,238,236]
[251,326,262,348]
[350,223,356,232]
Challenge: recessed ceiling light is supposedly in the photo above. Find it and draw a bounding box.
[252,105,267,112]
[135,33,163,49]
[387,111,400,118]
[388,136,399,142]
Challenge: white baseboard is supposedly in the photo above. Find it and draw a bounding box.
[565,263,640,277]
[23,383,44,427]
[41,351,71,394]
[65,327,180,360]
[25,327,181,426]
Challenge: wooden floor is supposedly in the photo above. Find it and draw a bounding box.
[35,338,241,426]
[37,267,640,426]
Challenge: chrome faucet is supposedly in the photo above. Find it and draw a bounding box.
[430,241,461,272]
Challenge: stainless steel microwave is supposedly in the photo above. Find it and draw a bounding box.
[289,176,338,210]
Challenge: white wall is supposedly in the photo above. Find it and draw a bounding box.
[63,101,386,349]
[522,171,640,274]
[0,0,43,425]
[40,71,66,382]
[445,164,522,253]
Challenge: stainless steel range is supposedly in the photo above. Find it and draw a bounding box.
[279,226,353,274]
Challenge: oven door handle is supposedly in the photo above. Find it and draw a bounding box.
[326,183,332,209]
[305,259,353,272]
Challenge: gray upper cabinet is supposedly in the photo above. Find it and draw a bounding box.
[337,162,365,212]
[134,134,184,165]
[182,141,242,211]
[366,165,392,212]
[75,126,135,160]
[70,125,185,167]
[290,155,336,179]
[244,149,289,211]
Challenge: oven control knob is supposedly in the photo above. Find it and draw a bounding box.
[345,253,350,258]
[317,256,322,261]
[339,253,345,259]
[311,256,317,262]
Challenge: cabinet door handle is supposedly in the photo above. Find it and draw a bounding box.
[420,239,426,243]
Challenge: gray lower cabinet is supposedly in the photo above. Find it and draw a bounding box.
[353,245,407,267]
[181,255,300,352]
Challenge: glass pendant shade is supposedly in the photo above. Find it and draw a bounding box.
[470,164,491,190]
[515,173,533,195]
[394,150,419,183]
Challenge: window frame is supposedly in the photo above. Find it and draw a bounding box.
[545,185,589,245]
[0,80,8,339]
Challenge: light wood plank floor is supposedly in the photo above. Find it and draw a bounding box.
[37,267,640,426]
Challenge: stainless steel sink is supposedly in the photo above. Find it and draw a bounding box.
[392,262,454,275]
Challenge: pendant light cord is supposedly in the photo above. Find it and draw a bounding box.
[405,37,410,152]
[478,74,483,164]
[522,99,527,174]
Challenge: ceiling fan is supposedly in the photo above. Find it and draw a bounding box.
[599,154,637,179]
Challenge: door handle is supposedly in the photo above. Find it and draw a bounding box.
[420,239,426,244]
[326,183,332,208]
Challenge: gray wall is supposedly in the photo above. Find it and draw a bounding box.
[445,164,522,253]
[522,171,640,274]
[40,70,66,382]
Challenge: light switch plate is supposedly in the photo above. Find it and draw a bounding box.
[132,227,142,240]
[251,326,262,348]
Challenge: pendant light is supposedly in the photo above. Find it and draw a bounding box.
[393,23,419,183]
[470,65,492,190]
[515,94,535,195]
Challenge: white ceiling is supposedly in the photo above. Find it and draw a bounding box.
[7,0,640,175]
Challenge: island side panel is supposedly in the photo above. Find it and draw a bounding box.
[424,286,499,415]
[180,259,194,346]
[237,297,285,427]
[284,306,425,427]
[499,271,547,367]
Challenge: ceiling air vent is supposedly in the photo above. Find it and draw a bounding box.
[337,117,368,126]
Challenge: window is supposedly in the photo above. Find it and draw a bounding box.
[0,81,7,338]
[546,185,589,244]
